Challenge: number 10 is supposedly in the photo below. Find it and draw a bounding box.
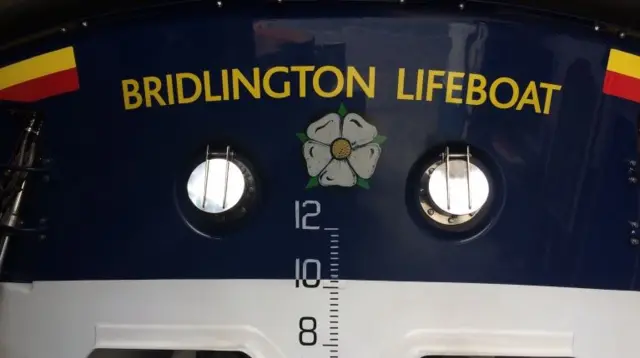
[295,258,321,288]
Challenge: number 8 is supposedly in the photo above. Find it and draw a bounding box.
[298,316,317,346]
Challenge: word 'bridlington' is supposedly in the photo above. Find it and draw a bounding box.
[121,65,562,115]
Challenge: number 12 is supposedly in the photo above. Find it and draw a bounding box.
[294,200,321,230]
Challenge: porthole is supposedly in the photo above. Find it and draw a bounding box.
[420,146,491,226]
[175,144,259,237]
[407,143,503,240]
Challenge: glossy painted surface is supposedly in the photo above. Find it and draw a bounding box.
[1,6,640,290]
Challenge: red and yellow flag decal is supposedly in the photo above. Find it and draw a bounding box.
[0,46,79,102]
[603,49,640,103]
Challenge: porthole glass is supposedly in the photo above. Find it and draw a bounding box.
[186,158,246,214]
[418,146,493,227]
[427,159,490,216]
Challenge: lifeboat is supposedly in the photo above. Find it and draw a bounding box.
[1,1,639,358]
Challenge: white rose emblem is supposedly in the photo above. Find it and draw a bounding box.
[298,104,385,189]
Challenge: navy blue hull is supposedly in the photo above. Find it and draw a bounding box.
[1,5,640,291]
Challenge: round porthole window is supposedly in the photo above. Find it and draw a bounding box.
[414,145,497,234]
[175,144,259,237]
[426,155,490,217]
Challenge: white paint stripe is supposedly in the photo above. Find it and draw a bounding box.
[1,280,638,358]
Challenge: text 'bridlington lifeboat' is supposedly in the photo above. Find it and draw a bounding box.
[1,1,640,358]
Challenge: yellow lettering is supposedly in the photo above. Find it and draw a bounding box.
[489,77,519,109]
[232,68,261,100]
[221,70,230,100]
[291,66,314,98]
[203,71,222,102]
[426,70,445,102]
[415,69,424,100]
[539,82,562,115]
[120,67,562,115]
[396,68,414,100]
[142,76,166,108]
[466,73,487,106]
[516,81,541,113]
[202,70,229,102]
[446,71,465,104]
[121,79,143,110]
[347,66,375,98]
[313,66,344,98]
[263,66,290,99]
[165,74,175,105]
[176,73,202,104]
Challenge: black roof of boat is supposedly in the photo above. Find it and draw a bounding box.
[0,0,639,48]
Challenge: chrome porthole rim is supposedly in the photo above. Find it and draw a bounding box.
[419,158,491,225]
[406,143,504,241]
[174,143,260,238]
[420,161,477,226]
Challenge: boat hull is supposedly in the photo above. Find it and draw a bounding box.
[1,3,640,357]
